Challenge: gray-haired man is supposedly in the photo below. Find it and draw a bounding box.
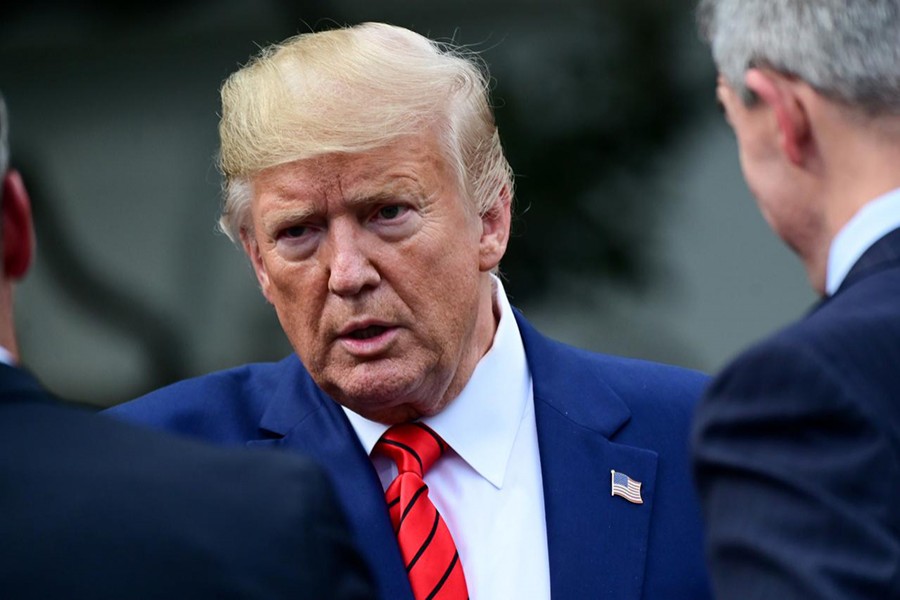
[693,1,900,598]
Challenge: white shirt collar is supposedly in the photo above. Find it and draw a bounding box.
[0,345,16,367]
[826,187,900,295]
[343,276,531,489]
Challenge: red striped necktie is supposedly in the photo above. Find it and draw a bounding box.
[374,422,468,600]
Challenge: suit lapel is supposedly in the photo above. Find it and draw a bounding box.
[837,226,900,294]
[517,313,658,600]
[246,358,413,600]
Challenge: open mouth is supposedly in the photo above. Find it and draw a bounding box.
[347,325,388,340]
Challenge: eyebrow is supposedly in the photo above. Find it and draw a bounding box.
[343,178,425,208]
[260,206,317,233]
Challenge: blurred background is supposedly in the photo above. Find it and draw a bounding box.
[1,0,815,406]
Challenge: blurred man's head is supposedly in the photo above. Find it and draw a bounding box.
[698,0,900,292]
[217,24,513,424]
[699,0,900,114]
[0,93,35,360]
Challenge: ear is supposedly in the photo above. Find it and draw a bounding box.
[745,68,810,165]
[1,170,34,281]
[478,184,512,272]
[240,228,273,304]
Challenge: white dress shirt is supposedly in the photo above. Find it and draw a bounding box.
[826,187,900,295]
[0,345,16,367]
[343,278,551,600]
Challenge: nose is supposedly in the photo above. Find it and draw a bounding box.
[326,222,380,297]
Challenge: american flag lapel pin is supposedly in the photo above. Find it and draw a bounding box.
[611,470,643,504]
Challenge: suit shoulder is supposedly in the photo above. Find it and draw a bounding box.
[516,310,708,416]
[707,286,900,429]
[716,271,900,389]
[518,318,710,451]
[2,399,339,544]
[749,267,900,359]
[0,401,371,598]
[6,398,324,492]
[105,356,297,441]
[805,275,900,345]
[545,334,708,405]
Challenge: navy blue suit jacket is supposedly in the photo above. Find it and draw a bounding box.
[111,311,712,600]
[0,364,374,599]
[693,228,900,599]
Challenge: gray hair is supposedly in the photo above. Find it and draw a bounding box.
[217,22,514,241]
[698,0,900,113]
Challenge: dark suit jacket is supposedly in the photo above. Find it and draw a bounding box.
[693,227,900,599]
[109,310,712,600]
[0,363,374,599]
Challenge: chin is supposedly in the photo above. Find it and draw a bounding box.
[338,392,427,424]
[325,367,444,423]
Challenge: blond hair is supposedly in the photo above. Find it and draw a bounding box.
[218,22,513,240]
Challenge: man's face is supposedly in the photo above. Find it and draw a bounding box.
[242,132,508,424]
[716,76,814,254]
[716,77,778,219]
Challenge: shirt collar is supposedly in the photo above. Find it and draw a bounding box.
[343,276,531,489]
[826,187,900,295]
[0,345,16,367]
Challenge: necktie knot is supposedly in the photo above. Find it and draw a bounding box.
[375,422,447,477]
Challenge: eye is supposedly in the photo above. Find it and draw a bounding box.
[375,205,408,220]
[366,201,418,241]
[273,222,320,260]
[280,225,308,239]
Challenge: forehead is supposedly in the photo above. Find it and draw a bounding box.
[251,132,458,206]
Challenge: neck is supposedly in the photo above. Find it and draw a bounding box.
[0,282,19,362]
[435,274,499,412]
[799,109,900,293]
